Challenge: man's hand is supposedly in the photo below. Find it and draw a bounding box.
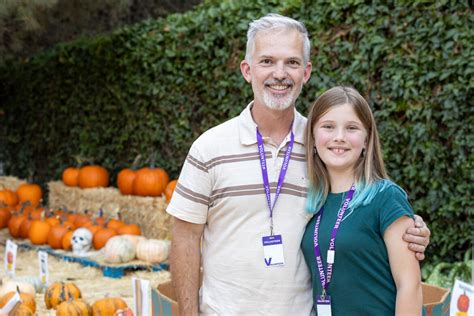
[403,214,431,261]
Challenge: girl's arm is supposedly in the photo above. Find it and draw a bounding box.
[384,216,423,316]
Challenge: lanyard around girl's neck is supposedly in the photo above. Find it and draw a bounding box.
[256,127,294,236]
[313,185,356,297]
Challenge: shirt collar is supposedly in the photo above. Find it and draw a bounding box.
[239,101,307,146]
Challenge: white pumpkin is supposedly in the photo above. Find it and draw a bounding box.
[104,235,136,264]
[136,239,170,263]
[0,278,36,297]
[121,234,146,247]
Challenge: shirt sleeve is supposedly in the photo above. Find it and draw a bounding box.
[166,139,212,224]
[378,183,415,234]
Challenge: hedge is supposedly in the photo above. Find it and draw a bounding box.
[0,0,472,266]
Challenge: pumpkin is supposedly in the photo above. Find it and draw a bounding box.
[28,220,51,245]
[116,224,141,236]
[74,211,92,228]
[0,189,19,207]
[164,179,178,203]
[9,303,34,316]
[78,165,109,189]
[132,167,168,197]
[117,168,136,195]
[48,224,71,249]
[0,207,12,228]
[104,235,136,264]
[62,167,80,187]
[91,297,127,315]
[457,291,470,312]
[18,213,33,239]
[92,228,117,250]
[16,183,42,207]
[107,218,126,231]
[0,287,36,314]
[44,282,82,309]
[56,299,92,316]
[8,213,26,238]
[0,279,35,296]
[115,307,134,316]
[136,239,170,263]
[62,230,74,250]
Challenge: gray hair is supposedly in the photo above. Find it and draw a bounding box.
[245,13,311,64]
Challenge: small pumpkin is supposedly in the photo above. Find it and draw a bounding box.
[104,235,136,264]
[164,179,178,203]
[92,228,117,250]
[56,299,92,316]
[62,167,80,187]
[136,239,170,263]
[28,220,51,245]
[16,183,42,207]
[78,165,109,189]
[0,189,19,207]
[44,282,82,309]
[18,213,33,239]
[117,168,136,195]
[0,207,12,228]
[48,223,71,249]
[0,287,36,314]
[116,224,141,236]
[8,213,26,238]
[8,303,34,316]
[92,297,128,315]
[62,230,74,250]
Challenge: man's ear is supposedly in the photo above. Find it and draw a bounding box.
[240,60,252,83]
[303,61,312,84]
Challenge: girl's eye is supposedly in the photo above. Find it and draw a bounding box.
[321,125,333,129]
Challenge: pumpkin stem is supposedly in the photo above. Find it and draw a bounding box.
[131,154,142,170]
[148,151,157,169]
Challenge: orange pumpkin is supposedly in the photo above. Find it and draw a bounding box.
[56,299,92,315]
[92,297,127,315]
[117,224,141,236]
[0,207,12,228]
[62,230,74,250]
[16,183,42,207]
[132,168,167,197]
[8,214,26,238]
[47,224,70,249]
[0,288,36,314]
[78,166,109,189]
[107,218,125,231]
[92,228,117,250]
[8,303,34,316]
[28,220,51,245]
[164,179,178,203]
[62,167,80,187]
[117,168,136,195]
[18,213,33,239]
[44,282,81,309]
[74,211,92,228]
[0,189,19,207]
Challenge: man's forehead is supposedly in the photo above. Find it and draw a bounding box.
[252,28,305,59]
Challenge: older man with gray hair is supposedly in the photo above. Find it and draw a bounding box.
[167,13,429,315]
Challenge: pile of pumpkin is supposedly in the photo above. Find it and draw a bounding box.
[0,279,133,315]
[62,165,178,202]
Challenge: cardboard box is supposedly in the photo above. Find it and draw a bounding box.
[422,282,451,316]
[152,281,180,316]
[152,281,451,316]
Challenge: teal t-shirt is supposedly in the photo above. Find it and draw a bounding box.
[301,182,419,315]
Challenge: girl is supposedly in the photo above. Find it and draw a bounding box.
[301,86,423,315]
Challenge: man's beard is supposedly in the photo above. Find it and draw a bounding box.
[262,79,302,110]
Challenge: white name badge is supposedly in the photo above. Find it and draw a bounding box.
[316,295,332,316]
[262,234,285,267]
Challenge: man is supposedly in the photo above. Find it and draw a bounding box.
[167,13,430,315]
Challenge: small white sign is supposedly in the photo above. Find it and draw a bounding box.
[4,240,18,277]
[132,278,151,316]
[449,279,473,316]
[38,251,49,287]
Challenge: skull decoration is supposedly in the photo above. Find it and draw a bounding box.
[72,228,93,255]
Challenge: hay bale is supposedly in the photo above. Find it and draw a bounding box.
[48,181,171,239]
[0,176,27,190]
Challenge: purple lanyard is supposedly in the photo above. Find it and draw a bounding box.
[313,185,356,296]
[256,127,294,235]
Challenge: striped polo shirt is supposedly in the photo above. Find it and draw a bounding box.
[167,103,314,315]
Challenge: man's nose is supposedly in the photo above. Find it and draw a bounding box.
[273,63,287,80]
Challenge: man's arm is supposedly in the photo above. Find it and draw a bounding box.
[170,216,205,316]
[403,214,431,261]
